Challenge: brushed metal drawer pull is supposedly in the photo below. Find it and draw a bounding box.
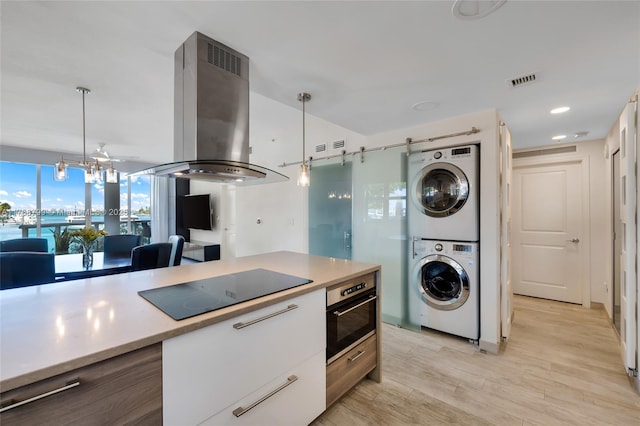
[233,304,298,329]
[232,375,298,417]
[348,350,366,362]
[0,379,80,413]
[333,295,377,317]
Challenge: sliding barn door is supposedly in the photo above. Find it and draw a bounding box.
[619,100,637,377]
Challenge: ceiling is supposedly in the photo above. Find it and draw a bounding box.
[1,1,639,165]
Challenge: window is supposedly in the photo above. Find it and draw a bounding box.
[120,175,151,242]
[0,161,152,250]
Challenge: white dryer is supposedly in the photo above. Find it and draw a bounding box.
[411,239,479,340]
[408,144,479,242]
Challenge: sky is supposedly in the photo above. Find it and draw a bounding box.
[0,161,150,213]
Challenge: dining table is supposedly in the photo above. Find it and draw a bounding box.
[54,252,132,281]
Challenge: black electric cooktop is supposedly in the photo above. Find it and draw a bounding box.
[138,268,313,321]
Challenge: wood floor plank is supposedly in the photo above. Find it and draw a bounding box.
[313,295,640,425]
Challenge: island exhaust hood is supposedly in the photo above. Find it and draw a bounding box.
[134,31,288,185]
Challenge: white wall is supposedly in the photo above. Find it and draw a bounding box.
[235,92,366,257]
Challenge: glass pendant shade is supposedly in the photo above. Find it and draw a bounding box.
[297,163,310,187]
[84,161,101,184]
[84,167,95,183]
[105,163,118,183]
[92,162,103,183]
[54,158,68,181]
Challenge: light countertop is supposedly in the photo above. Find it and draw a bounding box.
[0,251,379,392]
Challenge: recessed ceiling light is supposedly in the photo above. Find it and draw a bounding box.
[452,0,507,20]
[550,106,570,114]
[574,131,589,138]
[411,101,440,111]
[552,134,567,141]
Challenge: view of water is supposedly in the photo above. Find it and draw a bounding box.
[0,213,150,253]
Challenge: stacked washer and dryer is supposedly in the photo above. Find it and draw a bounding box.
[408,145,480,341]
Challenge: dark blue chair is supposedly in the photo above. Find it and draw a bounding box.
[0,238,48,253]
[130,243,172,272]
[168,235,185,266]
[0,252,55,290]
[103,234,141,259]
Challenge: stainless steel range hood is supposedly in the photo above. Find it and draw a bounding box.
[134,31,288,185]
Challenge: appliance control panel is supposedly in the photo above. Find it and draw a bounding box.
[341,282,366,296]
[327,272,376,306]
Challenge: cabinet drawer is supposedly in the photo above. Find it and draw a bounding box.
[163,289,325,425]
[200,350,325,426]
[326,333,377,407]
[0,344,162,426]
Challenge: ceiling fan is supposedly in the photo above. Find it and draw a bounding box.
[90,143,125,163]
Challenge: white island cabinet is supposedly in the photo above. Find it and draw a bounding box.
[163,289,326,425]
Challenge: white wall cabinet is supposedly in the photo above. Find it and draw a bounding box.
[163,289,325,425]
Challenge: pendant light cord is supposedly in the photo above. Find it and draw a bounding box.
[76,87,91,165]
[302,97,306,165]
[82,89,86,164]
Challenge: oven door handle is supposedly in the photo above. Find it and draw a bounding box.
[333,295,377,317]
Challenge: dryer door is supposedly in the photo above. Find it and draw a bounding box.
[415,254,470,310]
[411,163,469,217]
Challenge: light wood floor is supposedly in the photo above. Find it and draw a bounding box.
[313,295,640,425]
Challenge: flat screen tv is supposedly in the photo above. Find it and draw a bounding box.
[180,194,212,230]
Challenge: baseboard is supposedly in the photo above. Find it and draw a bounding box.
[479,339,499,354]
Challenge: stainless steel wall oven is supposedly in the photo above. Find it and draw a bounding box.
[326,275,377,364]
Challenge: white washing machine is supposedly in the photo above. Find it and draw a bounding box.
[408,144,479,242]
[411,239,479,340]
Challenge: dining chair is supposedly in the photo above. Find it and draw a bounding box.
[130,243,172,272]
[103,234,141,258]
[0,238,48,253]
[168,235,185,266]
[0,252,56,290]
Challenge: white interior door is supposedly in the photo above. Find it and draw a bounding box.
[500,123,513,339]
[512,158,586,304]
[619,102,637,376]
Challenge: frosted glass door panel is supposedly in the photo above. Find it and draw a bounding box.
[309,162,352,260]
[352,148,419,331]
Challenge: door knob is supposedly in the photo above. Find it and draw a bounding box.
[566,238,580,243]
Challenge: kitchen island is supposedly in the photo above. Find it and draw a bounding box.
[0,251,381,424]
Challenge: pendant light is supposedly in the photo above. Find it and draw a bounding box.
[105,162,118,183]
[56,87,117,184]
[54,156,68,181]
[297,92,311,187]
[78,87,102,184]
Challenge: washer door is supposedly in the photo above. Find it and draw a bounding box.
[415,254,470,310]
[412,163,469,217]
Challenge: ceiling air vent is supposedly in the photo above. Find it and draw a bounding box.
[315,144,327,153]
[332,139,346,150]
[208,43,241,77]
[508,72,540,88]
